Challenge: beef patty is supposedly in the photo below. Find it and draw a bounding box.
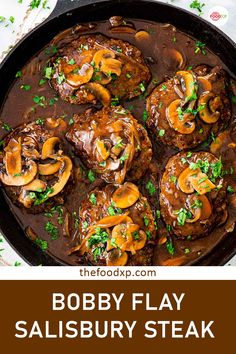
[68,183,156,266]
[0,118,73,213]
[146,65,231,149]
[66,105,152,184]
[160,151,228,239]
[49,34,151,106]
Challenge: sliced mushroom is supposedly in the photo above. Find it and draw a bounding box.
[95,139,110,161]
[0,160,37,186]
[38,160,62,175]
[167,99,196,134]
[23,179,47,191]
[83,82,111,106]
[48,156,73,197]
[93,49,115,67]
[197,76,212,92]
[176,71,196,101]
[163,48,185,70]
[109,223,134,251]
[178,166,216,195]
[185,194,212,224]
[4,138,22,176]
[41,137,60,160]
[106,249,128,266]
[129,229,147,252]
[178,167,201,194]
[88,214,132,231]
[198,92,221,124]
[135,30,150,42]
[46,117,67,131]
[189,172,216,195]
[22,136,40,159]
[100,58,122,77]
[66,63,94,88]
[112,182,140,209]
[210,131,228,155]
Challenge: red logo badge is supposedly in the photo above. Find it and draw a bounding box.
[210,11,221,21]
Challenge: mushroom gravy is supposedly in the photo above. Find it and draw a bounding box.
[0,18,236,266]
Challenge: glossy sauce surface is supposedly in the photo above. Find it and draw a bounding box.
[0,18,236,265]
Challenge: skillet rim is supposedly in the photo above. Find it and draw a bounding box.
[0,0,236,266]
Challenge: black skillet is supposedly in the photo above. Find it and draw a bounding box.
[0,0,236,266]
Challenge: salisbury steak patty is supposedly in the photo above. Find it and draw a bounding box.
[68,183,156,266]
[0,118,73,212]
[160,151,228,239]
[66,106,152,184]
[49,34,151,106]
[146,65,231,149]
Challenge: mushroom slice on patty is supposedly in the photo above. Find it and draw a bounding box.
[146,65,231,149]
[68,184,156,266]
[160,151,227,239]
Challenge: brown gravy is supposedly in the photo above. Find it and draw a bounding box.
[0,18,236,266]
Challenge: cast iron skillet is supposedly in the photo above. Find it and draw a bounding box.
[0,0,236,266]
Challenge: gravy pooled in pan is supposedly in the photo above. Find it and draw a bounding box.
[0,16,236,266]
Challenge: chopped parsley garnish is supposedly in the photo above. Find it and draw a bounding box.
[35,238,48,251]
[111,96,120,106]
[89,193,97,205]
[35,118,44,125]
[80,44,89,51]
[44,66,54,79]
[68,118,74,125]
[72,212,79,229]
[156,210,161,219]
[108,206,116,216]
[191,199,203,209]
[82,221,88,230]
[169,175,177,183]
[184,248,191,254]
[15,70,22,78]
[126,73,132,79]
[57,72,66,85]
[161,84,167,90]
[190,1,205,15]
[227,186,234,194]
[139,82,146,92]
[33,187,53,205]
[146,180,156,196]
[88,227,109,248]
[45,221,59,240]
[174,208,192,226]
[194,41,206,55]
[120,154,129,163]
[68,58,75,65]
[33,95,46,107]
[21,84,31,91]
[146,231,152,240]
[1,122,12,132]
[142,110,148,122]
[88,169,95,183]
[158,129,165,137]
[49,97,58,106]
[143,216,149,227]
[39,78,46,86]
[166,240,175,255]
